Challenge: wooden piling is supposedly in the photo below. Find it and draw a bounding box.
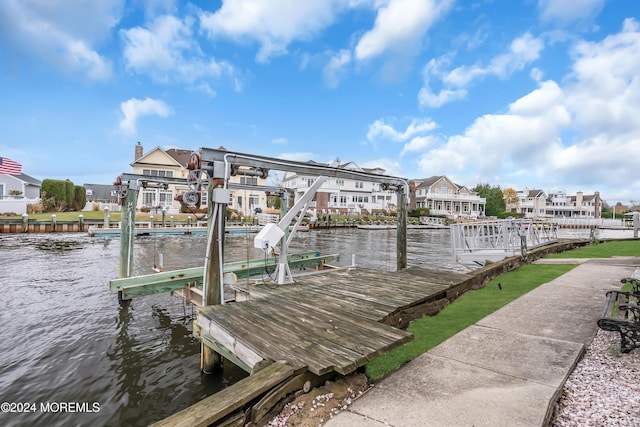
[104,207,110,228]
[119,188,138,279]
[201,178,225,374]
[396,189,407,270]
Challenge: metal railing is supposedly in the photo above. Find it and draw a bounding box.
[450,219,558,264]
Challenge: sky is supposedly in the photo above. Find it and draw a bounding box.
[1,0,639,205]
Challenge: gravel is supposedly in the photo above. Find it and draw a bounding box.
[550,329,640,426]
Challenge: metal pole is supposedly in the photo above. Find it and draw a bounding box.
[396,189,407,270]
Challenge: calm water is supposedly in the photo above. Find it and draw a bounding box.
[0,227,464,427]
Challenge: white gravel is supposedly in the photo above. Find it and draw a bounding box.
[550,330,640,426]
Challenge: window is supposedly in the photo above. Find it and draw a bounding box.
[0,183,4,198]
[237,195,243,208]
[142,168,173,178]
[339,196,347,206]
[158,189,173,208]
[355,181,363,189]
[249,195,260,208]
[336,179,344,187]
[142,190,156,206]
[240,177,258,186]
[307,179,315,187]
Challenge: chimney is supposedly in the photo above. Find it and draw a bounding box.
[135,142,143,160]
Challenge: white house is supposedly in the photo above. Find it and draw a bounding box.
[282,161,397,215]
[0,172,42,214]
[410,176,485,219]
[130,143,269,216]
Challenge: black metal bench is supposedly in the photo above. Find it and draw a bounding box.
[597,288,640,353]
[620,277,640,296]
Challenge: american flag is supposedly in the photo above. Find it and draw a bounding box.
[0,157,22,175]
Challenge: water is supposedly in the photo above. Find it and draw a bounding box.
[0,228,462,427]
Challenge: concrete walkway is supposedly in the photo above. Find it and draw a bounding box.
[325,257,640,427]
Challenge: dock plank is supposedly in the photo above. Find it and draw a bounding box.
[197,267,456,376]
[149,361,294,427]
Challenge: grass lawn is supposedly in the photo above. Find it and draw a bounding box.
[366,239,640,380]
[3,211,203,222]
[545,239,640,258]
[365,263,579,380]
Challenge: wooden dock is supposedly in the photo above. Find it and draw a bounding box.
[195,267,472,376]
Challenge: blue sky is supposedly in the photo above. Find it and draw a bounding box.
[1,0,639,205]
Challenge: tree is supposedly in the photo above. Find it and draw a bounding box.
[503,188,519,208]
[74,185,87,211]
[473,183,506,217]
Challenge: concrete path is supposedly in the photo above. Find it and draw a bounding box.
[325,257,640,427]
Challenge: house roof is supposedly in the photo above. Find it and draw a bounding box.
[132,146,186,168]
[1,172,42,186]
[165,148,194,167]
[526,189,545,198]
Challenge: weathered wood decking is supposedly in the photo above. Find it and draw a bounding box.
[196,267,472,376]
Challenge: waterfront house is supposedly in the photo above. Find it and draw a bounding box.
[0,172,42,214]
[282,161,397,215]
[508,188,547,218]
[410,176,486,219]
[130,143,269,216]
[545,191,602,219]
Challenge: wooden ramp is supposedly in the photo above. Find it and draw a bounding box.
[196,267,472,376]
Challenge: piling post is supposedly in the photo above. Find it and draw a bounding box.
[22,213,28,233]
[202,178,225,374]
[118,182,139,304]
[78,214,84,232]
[634,212,639,239]
[162,209,166,227]
[170,215,174,228]
[396,188,407,270]
[104,207,110,228]
[51,214,57,232]
[150,215,154,229]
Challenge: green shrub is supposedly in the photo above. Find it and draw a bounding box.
[73,186,86,211]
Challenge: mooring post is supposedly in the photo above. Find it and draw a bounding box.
[51,214,57,232]
[104,207,110,229]
[162,208,166,227]
[202,177,225,374]
[634,211,639,239]
[119,182,139,289]
[78,214,84,232]
[22,213,28,233]
[396,188,407,270]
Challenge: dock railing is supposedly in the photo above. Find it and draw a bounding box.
[451,219,558,265]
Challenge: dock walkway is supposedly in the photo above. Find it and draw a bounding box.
[196,267,472,376]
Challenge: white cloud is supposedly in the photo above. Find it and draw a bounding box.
[367,117,437,142]
[354,0,454,61]
[538,0,605,26]
[565,18,640,136]
[417,80,571,182]
[272,137,288,145]
[199,0,341,63]
[414,19,640,198]
[400,135,440,156]
[119,97,172,135]
[419,33,544,108]
[0,0,122,80]
[121,15,238,87]
[323,49,352,88]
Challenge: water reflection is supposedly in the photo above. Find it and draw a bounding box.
[0,228,466,426]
